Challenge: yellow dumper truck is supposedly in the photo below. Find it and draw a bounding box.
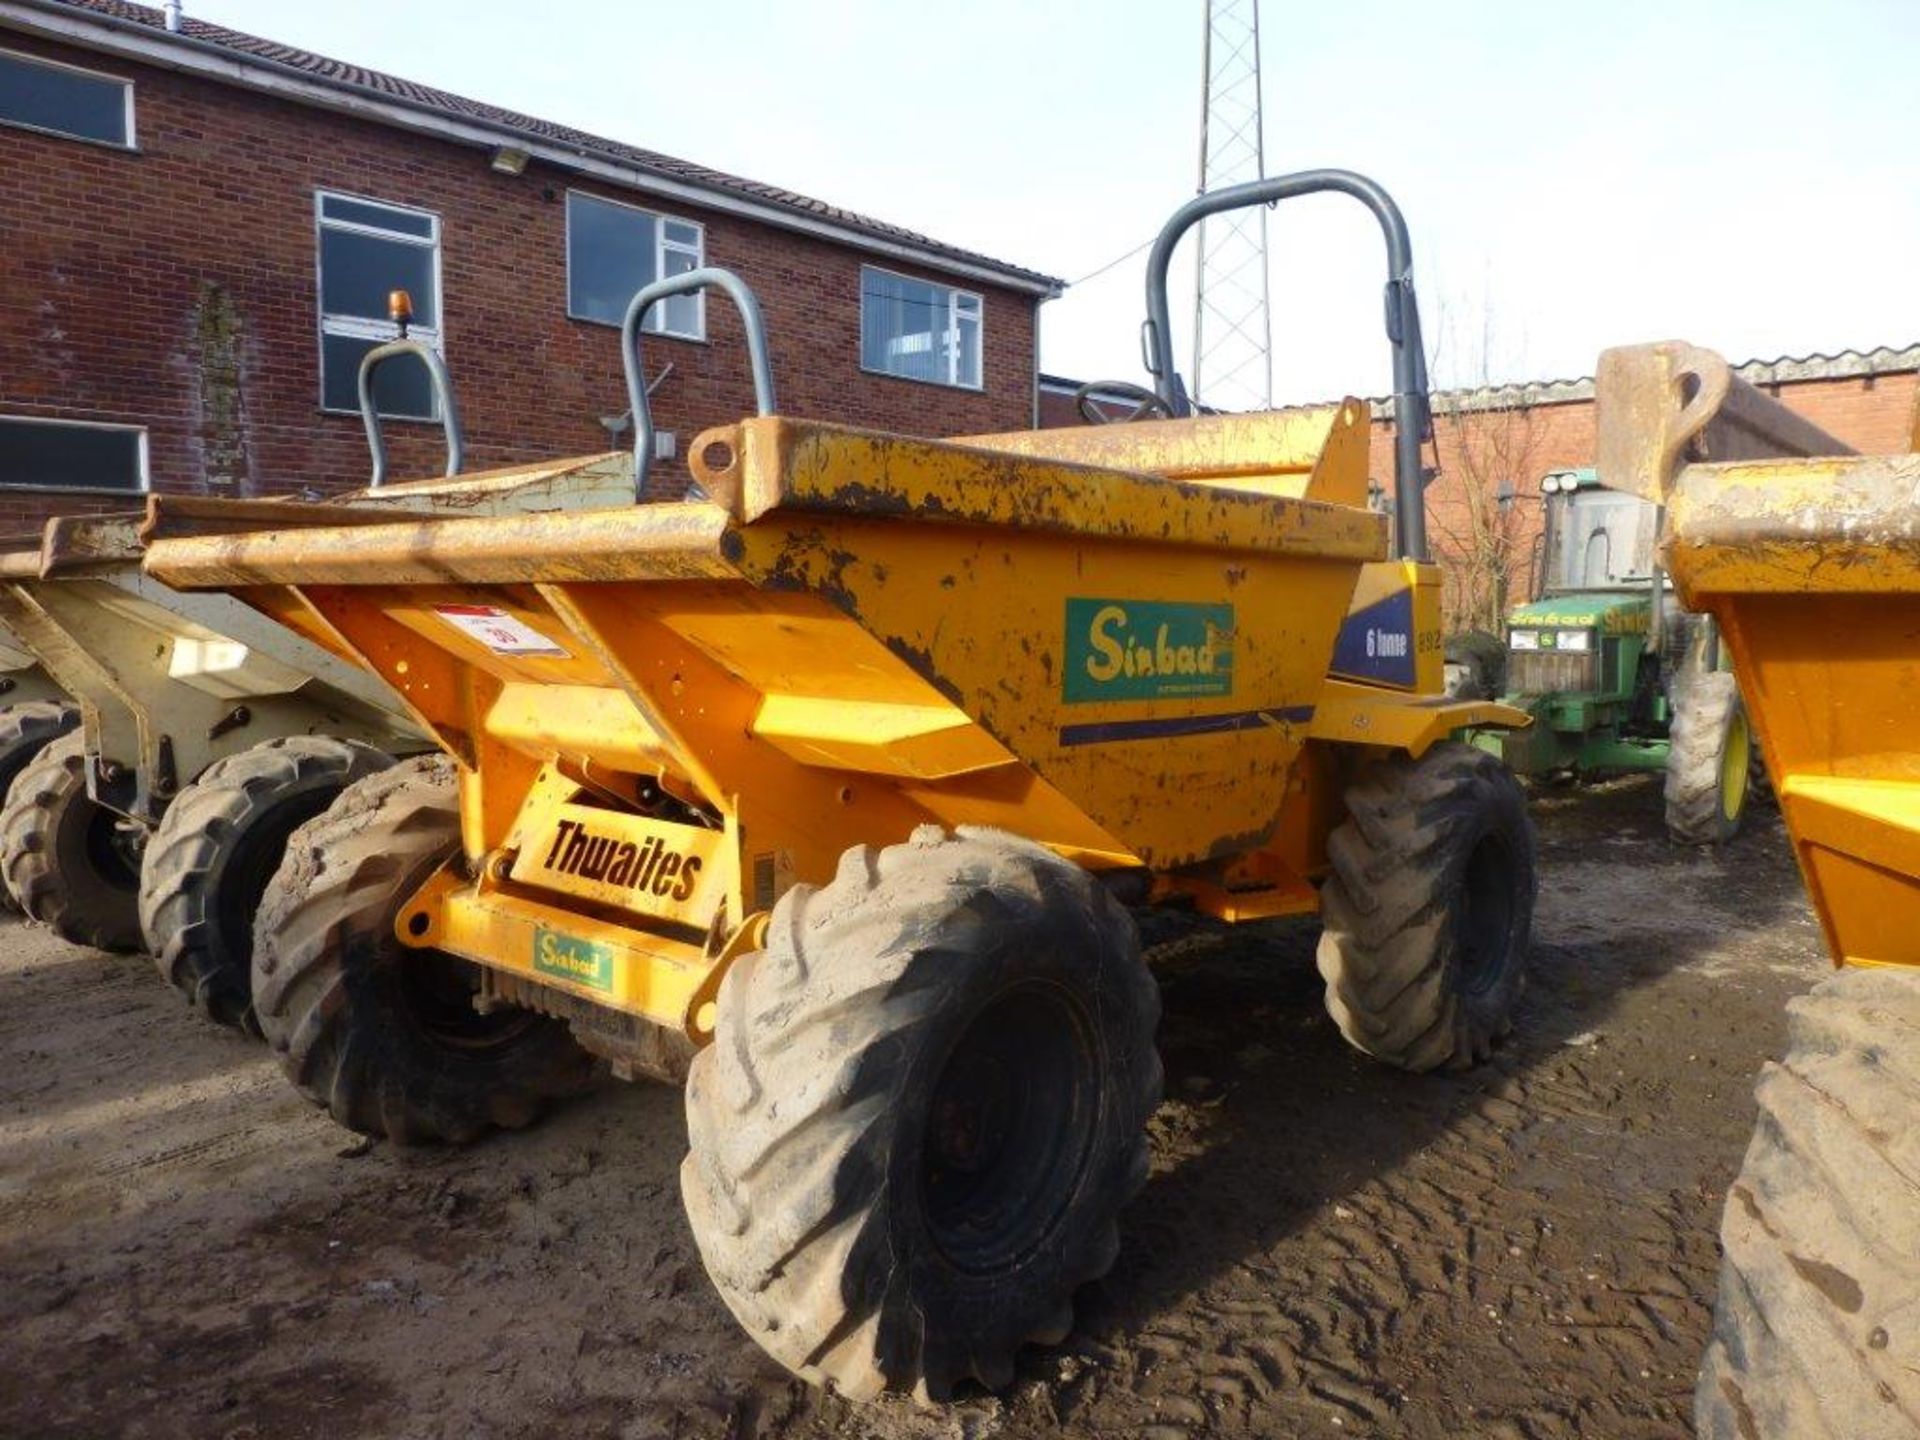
[1597,340,1920,1439]
[142,171,1536,1399]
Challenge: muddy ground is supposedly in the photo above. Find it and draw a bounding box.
[0,775,1822,1440]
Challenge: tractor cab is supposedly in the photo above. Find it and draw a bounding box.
[1475,467,1757,844]
[1504,468,1671,700]
[1540,467,1660,595]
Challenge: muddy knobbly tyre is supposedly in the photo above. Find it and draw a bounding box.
[1665,669,1752,845]
[1,731,146,951]
[252,755,596,1144]
[1317,740,1536,1072]
[139,736,396,1037]
[1696,967,1920,1438]
[0,701,79,916]
[681,825,1162,1401]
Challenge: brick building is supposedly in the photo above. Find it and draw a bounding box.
[0,0,1059,527]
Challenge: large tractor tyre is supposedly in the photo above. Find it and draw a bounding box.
[1696,967,1920,1439]
[1665,670,1752,845]
[0,700,80,916]
[251,755,596,1144]
[1317,741,1536,1072]
[0,732,146,952]
[682,825,1162,1401]
[139,736,396,1038]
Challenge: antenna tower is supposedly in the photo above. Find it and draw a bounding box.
[1192,0,1271,411]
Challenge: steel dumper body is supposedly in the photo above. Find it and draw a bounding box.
[144,404,1522,1048]
[0,514,424,826]
[0,455,635,965]
[0,456,637,827]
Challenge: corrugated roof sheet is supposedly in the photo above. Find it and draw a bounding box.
[19,0,1060,292]
[1397,343,1920,419]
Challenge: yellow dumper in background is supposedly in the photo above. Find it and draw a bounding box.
[1597,341,1920,1439]
[143,170,1536,1401]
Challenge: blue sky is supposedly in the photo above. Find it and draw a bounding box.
[192,0,1920,404]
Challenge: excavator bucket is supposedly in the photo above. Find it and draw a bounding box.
[1597,341,1920,969]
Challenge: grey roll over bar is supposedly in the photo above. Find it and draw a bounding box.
[1141,168,1435,560]
[622,267,778,499]
[357,333,465,487]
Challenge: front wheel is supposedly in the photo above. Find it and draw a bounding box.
[1317,741,1537,1072]
[681,826,1162,1401]
[251,756,596,1143]
[0,732,146,951]
[0,701,80,916]
[139,736,396,1036]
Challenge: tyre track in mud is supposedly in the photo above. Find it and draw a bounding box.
[0,775,1820,1439]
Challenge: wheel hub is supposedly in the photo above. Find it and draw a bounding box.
[920,982,1100,1276]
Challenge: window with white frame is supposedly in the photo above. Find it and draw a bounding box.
[0,416,146,492]
[860,267,982,389]
[566,192,704,337]
[316,192,442,419]
[0,47,134,148]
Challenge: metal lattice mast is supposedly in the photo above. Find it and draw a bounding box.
[1192,0,1271,411]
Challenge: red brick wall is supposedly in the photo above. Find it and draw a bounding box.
[0,30,1039,529]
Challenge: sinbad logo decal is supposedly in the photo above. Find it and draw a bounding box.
[533,926,615,993]
[1064,599,1233,702]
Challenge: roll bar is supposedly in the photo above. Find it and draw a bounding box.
[357,337,465,487]
[623,267,777,499]
[1141,168,1435,559]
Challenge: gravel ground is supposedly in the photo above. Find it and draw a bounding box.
[0,774,1821,1439]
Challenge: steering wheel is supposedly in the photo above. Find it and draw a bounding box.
[1074,379,1174,424]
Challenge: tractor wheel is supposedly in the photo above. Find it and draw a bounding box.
[251,755,595,1143]
[1,732,146,952]
[1665,670,1751,845]
[1317,741,1536,1072]
[681,825,1161,1401]
[139,736,395,1037]
[1696,966,1920,1439]
[0,700,79,915]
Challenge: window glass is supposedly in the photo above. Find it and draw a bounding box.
[0,50,130,147]
[567,192,704,336]
[319,227,438,326]
[320,336,435,419]
[316,193,440,418]
[0,418,143,491]
[320,193,435,238]
[1552,491,1658,590]
[860,267,983,388]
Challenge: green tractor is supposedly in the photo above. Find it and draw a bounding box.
[1468,467,1757,844]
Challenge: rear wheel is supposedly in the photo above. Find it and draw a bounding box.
[681,825,1161,1401]
[1,732,145,952]
[139,736,395,1037]
[0,701,79,915]
[251,756,596,1143]
[1666,670,1751,845]
[1696,967,1920,1438]
[1317,741,1536,1071]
